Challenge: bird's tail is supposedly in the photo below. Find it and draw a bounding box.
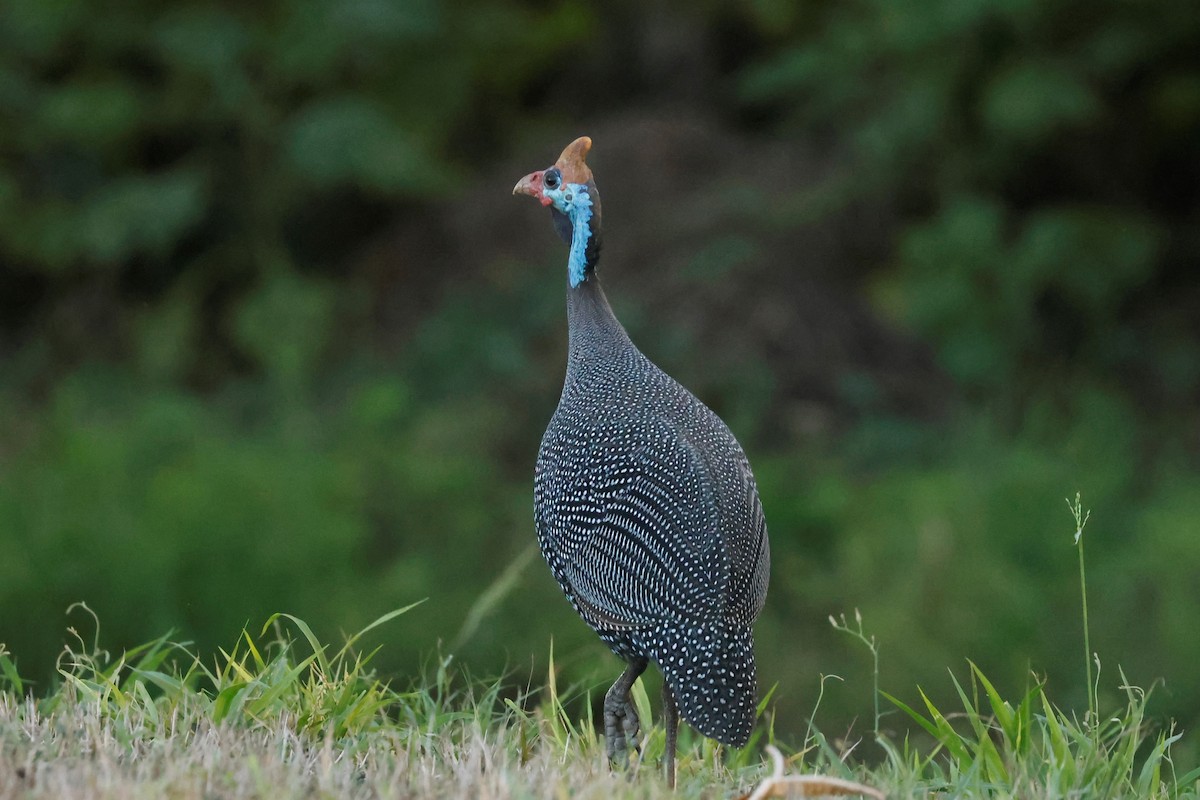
[646,622,757,747]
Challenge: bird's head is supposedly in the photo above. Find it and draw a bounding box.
[513,136,602,288]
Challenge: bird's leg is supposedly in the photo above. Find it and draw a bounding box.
[604,658,648,768]
[662,681,678,789]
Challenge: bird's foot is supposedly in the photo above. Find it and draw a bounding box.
[603,694,641,768]
[602,659,647,771]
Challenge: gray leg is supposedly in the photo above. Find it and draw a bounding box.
[604,658,648,768]
[662,681,678,789]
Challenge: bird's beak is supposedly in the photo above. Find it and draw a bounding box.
[513,170,552,206]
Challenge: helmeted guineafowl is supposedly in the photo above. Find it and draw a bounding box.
[514,137,770,788]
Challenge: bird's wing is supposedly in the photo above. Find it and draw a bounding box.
[537,427,729,632]
[725,448,770,622]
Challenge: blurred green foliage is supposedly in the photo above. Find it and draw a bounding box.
[1,0,1198,749]
[742,0,1198,400]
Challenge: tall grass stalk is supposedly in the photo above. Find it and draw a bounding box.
[830,609,881,737]
[1069,491,1097,737]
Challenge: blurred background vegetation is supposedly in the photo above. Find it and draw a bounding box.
[1,0,1198,753]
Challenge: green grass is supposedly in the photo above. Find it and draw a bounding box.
[1,615,1195,798]
[1,500,1198,798]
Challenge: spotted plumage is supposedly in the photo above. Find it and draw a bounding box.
[514,137,770,785]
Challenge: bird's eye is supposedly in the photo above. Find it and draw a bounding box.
[544,169,561,190]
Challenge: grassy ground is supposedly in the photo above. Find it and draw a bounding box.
[1,608,1196,799]
[2,504,1198,799]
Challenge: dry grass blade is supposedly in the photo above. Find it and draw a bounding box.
[741,746,884,800]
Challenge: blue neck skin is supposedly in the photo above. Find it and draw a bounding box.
[542,182,594,288]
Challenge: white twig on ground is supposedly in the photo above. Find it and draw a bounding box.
[743,746,884,800]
